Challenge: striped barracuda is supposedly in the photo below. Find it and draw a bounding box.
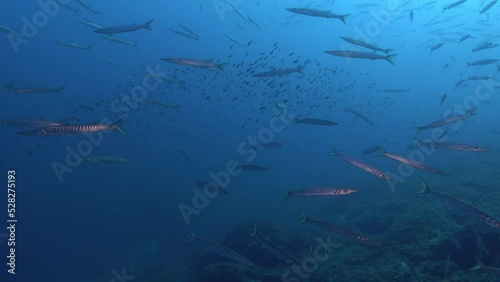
[251,223,302,266]
[188,232,253,266]
[414,138,487,152]
[286,8,350,25]
[339,36,393,54]
[281,187,357,202]
[161,58,227,72]
[379,148,448,176]
[79,157,129,165]
[414,109,475,133]
[325,50,397,65]
[7,81,65,95]
[94,20,153,34]
[417,178,500,229]
[330,148,393,181]
[299,212,380,245]
[18,115,126,136]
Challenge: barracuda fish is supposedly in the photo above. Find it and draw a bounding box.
[224,33,251,46]
[472,42,498,52]
[455,79,466,89]
[177,23,199,38]
[0,25,29,41]
[177,149,192,164]
[75,0,100,15]
[430,43,444,54]
[468,75,492,81]
[383,89,411,93]
[79,157,129,165]
[145,72,184,85]
[480,0,497,14]
[196,180,229,195]
[7,82,65,95]
[286,8,350,25]
[414,138,487,152]
[294,117,338,126]
[18,115,126,136]
[299,212,379,245]
[0,118,69,128]
[379,148,448,176]
[144,99,181,112]
[228,3,250,22]
[161,58,227,72]
[281,187,357,202]
[101,36,138,48]
[442,0,467,13]
[55,0,79,14]
[458,34,471,44]
[75,18,102,29]
[106,57,117,67]
[324,50,397,65]
[244,142,284,151]
[362,146,382,156]
[250,223,302,266]
[168,28,199,41]
[188,231,253,266]
[339,36,393,54]
[252,66,304,77]
[94,20,154,34]
[417,178,500,229]
[329,148,393,181]
[53,40,93,52]
[414,110,476,133]
[344,108,374,125]
[467,59,499,67]
[235,164,269,172]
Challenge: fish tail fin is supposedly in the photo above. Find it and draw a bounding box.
[340,14,350,25]
[298,211,308,224]
[328,147,339,156]
[134,41,139,49]
[414,138,424,147]
[250,222,258,237]
[469,255,482,271]
[144,19,154,31]
[112,114,127,134]
[217,63,228,73]
[57,86,65,96]
[281,190,290,202]
[6,80,14,91]
[377,147,386,157]
[297,65,305,75]
[416,177,430,194]
[247,40,253,46]
[187,230,196,243]
[179,80,186,85]
[466,63,470,68]
[87,45,93,52]
[386,54,397,65]
[384,49,394,54]
[414,126,423,135]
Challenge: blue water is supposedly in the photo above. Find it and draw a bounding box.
[1,0,500,281]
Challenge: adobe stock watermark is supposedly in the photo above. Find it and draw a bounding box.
[51,65,168,183]
[109,267,135,282]
[384,77,500,192]
[281,234,338,282]
[7,0,69,54]
[178,105,294,225]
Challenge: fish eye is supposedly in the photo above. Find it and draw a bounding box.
[496,222,500,227]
